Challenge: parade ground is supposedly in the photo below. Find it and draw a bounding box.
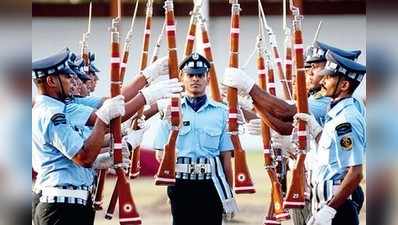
[95,151,366,225]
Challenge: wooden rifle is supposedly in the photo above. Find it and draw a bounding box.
[111,15,141,225]
[182,0,203,58]
[82,0,106,211]
[283,0,293,95]
[199,15,222,102]
[154,0,180,186]
[80,0,92,75]
[227,0,255,194]
[258,0,292,101]
[120,0,139,84]
[104,0,143,219]
[255,29,290,221]
[129,0,153,180]
[283,0,308,209]
[150,22,166,63]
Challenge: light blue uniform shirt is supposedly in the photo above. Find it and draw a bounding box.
[32,95,95,188]
[308,92,331,127]
[312,97,366,184]
[72,96,103,109]
[65,99,96,138]
[153,97,233,160]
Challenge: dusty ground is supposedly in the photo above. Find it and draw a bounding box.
[95,152,366,225]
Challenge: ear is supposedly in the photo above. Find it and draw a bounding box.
[46,75,57,88]
[340,79,351,92]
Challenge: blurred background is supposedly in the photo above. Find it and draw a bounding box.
[32,0,366,150]
[0,0,396,224]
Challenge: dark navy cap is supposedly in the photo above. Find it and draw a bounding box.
[305,41,361,64]
[179,52,211,75]
[68,53,91,81]
[32,48,75,79]
[320,50,366,83]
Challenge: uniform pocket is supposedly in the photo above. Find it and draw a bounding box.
[199,128,222,150]
[178,125,191,136]
[318,136,332,165]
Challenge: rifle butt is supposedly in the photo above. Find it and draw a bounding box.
[269,173,290,221]
[263,199,281,225]
[283,153,306,209]
[116,169,141,225]
[154,130,177,186]
[232,137,255,194]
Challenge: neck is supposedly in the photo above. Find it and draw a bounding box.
[330,94,352,109]
[332,92,351,102]
[39,88,64,102]
[185,95,207,112]
[186,92,206,98]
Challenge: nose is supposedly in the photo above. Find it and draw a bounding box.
[191,75,200,81]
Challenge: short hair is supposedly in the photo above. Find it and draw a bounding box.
[342,76,360,94]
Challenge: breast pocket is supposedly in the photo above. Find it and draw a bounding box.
[176,125,192,150]
[318,136,332,165]
[199,128,222,150]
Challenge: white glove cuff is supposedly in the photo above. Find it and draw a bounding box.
[92,152,112,169]
[140,88,153,105]
[95,111,109,125]
[142,71,154,84]
[313,126,323,139]
[324,205,337,218]
[245,80,255,94]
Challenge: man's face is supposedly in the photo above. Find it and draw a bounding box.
[80,81,90,97]
[69,76,79,96]
[307,62,326,92]
[85,77,94,92]
[320,74,340,97]
[57,73,73,99]
[89,73,97,92]
[182,72,209,96]
[73,78,88,97]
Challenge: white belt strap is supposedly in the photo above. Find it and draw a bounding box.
[209,157,238,214]
[175,163,211,174]
[312,180,344,213]
[41,187,89,201]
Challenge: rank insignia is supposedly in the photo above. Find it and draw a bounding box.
[340,135,353,150]
[51,113,67,126]
[336,122,352,136]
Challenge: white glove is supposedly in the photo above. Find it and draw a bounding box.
[141,78,183,105]
[271,130,293,156]
[293,113,322,139]
[238,94,254,111]
[156,98,171,121]
[123,126,147,150]
[245,119,261,135]
[220,85,254,111]
[92,152,113,169]
[95,148,130,170]
[142,56,169,84]
[95,95,125,125]
[307,205,336,225]
[222,67,255,94]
